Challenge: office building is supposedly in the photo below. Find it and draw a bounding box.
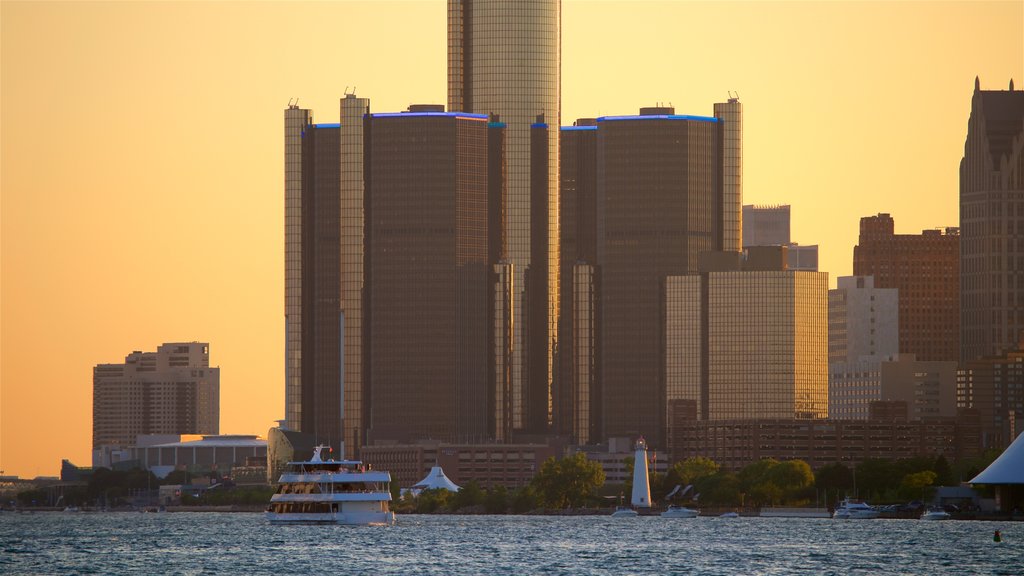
[449,0,561,434]
[365,108,498,444]
[742,204,818,271]
[854,213,959,362]
[299,122,344,446]
[340,94,371,458]
[556,119,598,444]
[880,354,957,419]
[828,276,899,420]
[597,106,728,446]
[666,247,829,424]
[957,340,1024,449]
[92,342,219,465]
[284,104,312,431]
[960,77,1024,363]
[668,404,982,471]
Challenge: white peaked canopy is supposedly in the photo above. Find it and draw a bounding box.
[412,466,461,492]
[971,432,1024,484]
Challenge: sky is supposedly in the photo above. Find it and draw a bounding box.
[1,1,1021,478]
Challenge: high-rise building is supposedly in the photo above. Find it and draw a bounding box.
[828,276,899,420]
[557,120,598,444]
[960,77,1024,363]
[854,213,960,362]
[93,342,219,465]
[880,354,957,420]
[742,204,819,271]
[715,98,743,251]
[596,107,726,446]
[742,204,789,247]
[364,108,497,444]
[284,104,312,431]
[340,94,370,458]
[299,122,343,446]
[957,340,1024,448]
[449,0,561,434]
[665,248,829,424]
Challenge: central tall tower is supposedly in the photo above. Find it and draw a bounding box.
[449,0,561,434]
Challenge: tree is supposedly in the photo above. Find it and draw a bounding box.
[452,480,484,511]
[932,455,955,487]
[899,470,937,501]
[769,460,814,501]
[815,463,853,493]
[414,488,452,513]
[510,486,540,513]
[530,453,606,509]
[484,485,508,514]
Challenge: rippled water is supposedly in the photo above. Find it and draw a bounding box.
[1,512,1021,575]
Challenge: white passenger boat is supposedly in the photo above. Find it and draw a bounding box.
[266,445,395,526]
[611,506,638,517]
[832,498,880,519]
[661,505,699,518]
[920,508,951,521]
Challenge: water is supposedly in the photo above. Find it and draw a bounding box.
[1,512,1021,575]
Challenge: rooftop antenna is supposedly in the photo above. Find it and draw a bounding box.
[344,86,349,95]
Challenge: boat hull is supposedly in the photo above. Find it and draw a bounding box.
[661,508,699,518]
[265,511,395,526]
[920,512,950,521]
[611,509,638,518]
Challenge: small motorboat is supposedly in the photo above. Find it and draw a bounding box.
[611,506,638,518]
[719,511,739,518]
[920,508,951,521]
[833,498,880,519]
[661,505,699,518]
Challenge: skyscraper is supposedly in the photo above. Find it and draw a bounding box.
[854,213,960,362]
[340,94,370,458]
[715,98,743,251]
[300,122,343,445]
[742,204,819,271]
[284,104,312,431]
[449,0,561,434]
[960,77,1024,363]
[596,107,724,445]
[365,108,497,444]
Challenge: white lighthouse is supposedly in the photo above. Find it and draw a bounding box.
[631,437,652,508]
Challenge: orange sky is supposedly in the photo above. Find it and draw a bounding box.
[1,1,1021,478]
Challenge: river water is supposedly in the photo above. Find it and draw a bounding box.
[1,512,1020,575]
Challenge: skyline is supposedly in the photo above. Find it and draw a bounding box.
[2,1,1022,477]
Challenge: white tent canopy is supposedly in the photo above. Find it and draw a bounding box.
[971,432,1024,484]
[411,466,461,492]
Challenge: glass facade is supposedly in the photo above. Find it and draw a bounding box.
[597,115,719,445]
[664,275,703,424]
[366,113,492,444]
[705,271,829,420]
[299,125,343,446]
[714,100,742,251]
[284,105,312,431]
[340,95,370,458]
[449,0,561,434]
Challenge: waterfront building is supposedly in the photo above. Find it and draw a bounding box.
[960,77,1024,363]
[957,340,1024,449]
[741,204,819,271]
[361,440,563,490]
[665,247,829,425]
[828,276,899,420]
[449,0,561,435]
[854,213,960,362]
[365,107,497,445]
[92,342,219,467]
[129,434,267,479]
[300,122,344,447]
[597,106,734,447]
[668,402,982,471]
[556,119,598,444]
[284,104,312,432]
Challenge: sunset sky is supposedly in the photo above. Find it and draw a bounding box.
[1,1,1021,478]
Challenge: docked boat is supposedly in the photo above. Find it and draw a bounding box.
[611,506,638,518]
[719,512,740,518]
[661,505,699,518]
[266,445,395,525]
[920,508,951,521]
[832,498,880,519]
